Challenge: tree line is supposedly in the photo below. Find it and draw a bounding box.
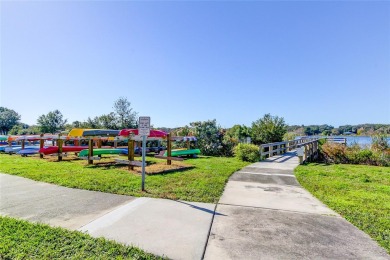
[0,97,137,135]
[286,124,390,138]
[1,96,389,157]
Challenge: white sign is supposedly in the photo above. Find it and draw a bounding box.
[138,116,151,136]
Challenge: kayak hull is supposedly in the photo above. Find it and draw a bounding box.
[39,146,89,155]
[78,148,127,157]
[163,149,201,157]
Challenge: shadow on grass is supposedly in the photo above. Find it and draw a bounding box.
[144,166,195,176]
[84,161,195,176]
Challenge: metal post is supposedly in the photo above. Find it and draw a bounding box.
[142,135,146,191]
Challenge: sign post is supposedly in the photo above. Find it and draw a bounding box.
[139,116,150,191]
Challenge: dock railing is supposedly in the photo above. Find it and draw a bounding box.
[260,137,322,164]
[326,137,347,145]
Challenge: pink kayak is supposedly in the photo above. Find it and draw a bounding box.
[119,129,167,138]
[39,146,89,155]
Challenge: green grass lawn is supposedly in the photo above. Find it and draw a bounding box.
[0,216,160,259]
[0,154,249,203]
[295,163,390,253]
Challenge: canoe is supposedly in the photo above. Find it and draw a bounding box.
[15,134,57,141]
[78,148,127,157]
[119,129,167,138]
[163,149,201,157]
[0,145,19,152]
[5,145,39,153]
[82,129,120,137]
[68,128,119,137]
[18,147,40,155]
[0,135,7,141]
[39,146,89,155]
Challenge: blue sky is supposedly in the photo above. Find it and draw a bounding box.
[1,1,389,128]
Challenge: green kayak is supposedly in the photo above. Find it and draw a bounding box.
[163,149,201,157]
[78,148,126,157]
[0,136,7,141]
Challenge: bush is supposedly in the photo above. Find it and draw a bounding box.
[321,143,348,164]
[346,149,373,165]
[371,134,389,152]
[320,142,390,166]
[234,143,260,162]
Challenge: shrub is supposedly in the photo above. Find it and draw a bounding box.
[234,143,260,162]
[251,114,287,145]
[321,143,348,164]
[371,134,389,152]
[346,149,373,165]
[320,141,390,166]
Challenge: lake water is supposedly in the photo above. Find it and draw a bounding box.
[330,136,390,147]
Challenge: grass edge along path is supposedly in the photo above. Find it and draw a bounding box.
[0,216,162,259]
[0,154,250,203]
[295,163,390,254]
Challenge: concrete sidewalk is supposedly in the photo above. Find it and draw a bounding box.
[204,152,389,259]
[0,173,214,260]
[1,152,389,259]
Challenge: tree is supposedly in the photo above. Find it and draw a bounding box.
[225,125,252,142]
[83,117,101,129]
[99,112,118,129]
[251,114,287,145]
[113,97,138,129]
[0,107,21,135]
[37,109,67,133]
[190,119,224,156]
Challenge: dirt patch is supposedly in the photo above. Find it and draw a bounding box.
[134,161,193,175]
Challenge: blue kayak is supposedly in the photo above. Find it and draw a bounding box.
[17,147,40,156]
[5,146,39,154]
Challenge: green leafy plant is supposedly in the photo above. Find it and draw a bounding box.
[234,143,260,162]
[251,113,287,145]
[371,134,390,152]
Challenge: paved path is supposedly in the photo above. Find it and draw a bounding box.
[0,174,214,260]
[1,152,389,260]
[204,152,389,259]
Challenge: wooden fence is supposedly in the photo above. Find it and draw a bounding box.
[260,138,321,164]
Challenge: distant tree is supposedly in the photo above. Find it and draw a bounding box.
[251,114,287,144]
[71,121,82,128]
[83,117,101,129]
[37,109,67,133]
[8,123,30,135]
[225,125,251,142]
[304,127,313,136]
[99,112,118,129]
[190,119,222,156]
[172,126,194,136]
[0,107,21,135]
[113,97,138,129]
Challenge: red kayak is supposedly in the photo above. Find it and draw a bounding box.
[119,129,167,138]
[39,146,89,155]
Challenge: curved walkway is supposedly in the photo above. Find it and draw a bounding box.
[204,152,389,259]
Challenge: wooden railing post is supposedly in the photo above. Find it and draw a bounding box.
[58,134,63,162]
[40,134,44,159]
[167,133,172,165]
[128,138,134,170]
[88,138,93,165]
